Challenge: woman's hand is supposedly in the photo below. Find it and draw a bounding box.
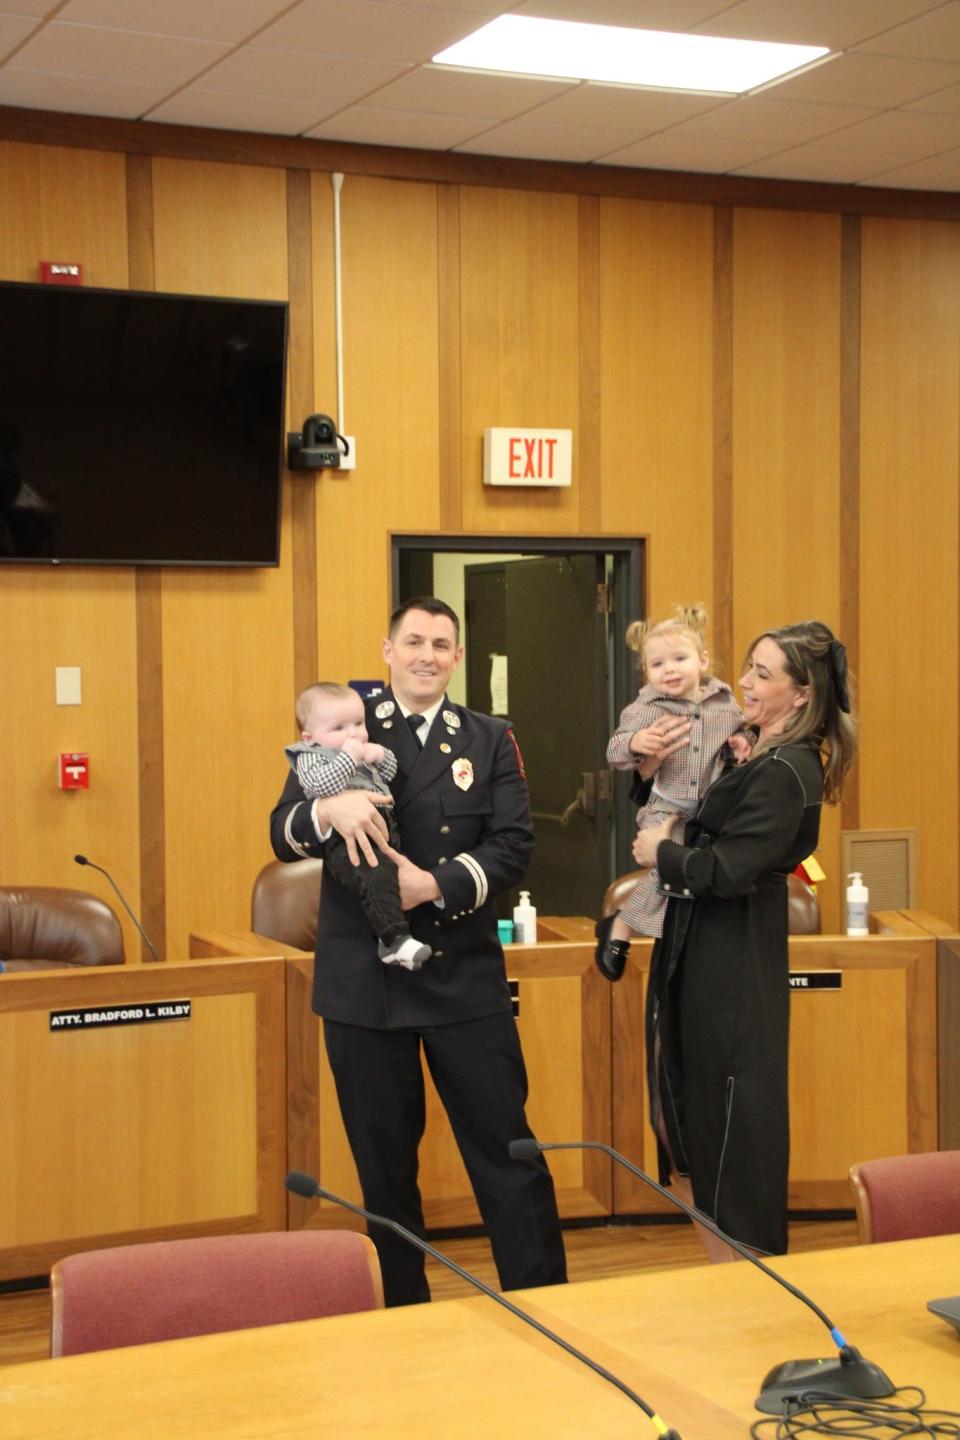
[632,818,674,868]
[630,716,692,779]
[727,732,754,766]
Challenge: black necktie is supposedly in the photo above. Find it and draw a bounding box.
[405,713,425,746]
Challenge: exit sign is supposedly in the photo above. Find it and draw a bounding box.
[483,427,572,488]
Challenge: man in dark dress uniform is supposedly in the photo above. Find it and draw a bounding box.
[270,597,567,1306]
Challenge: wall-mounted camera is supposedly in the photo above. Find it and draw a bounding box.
[287,414,351,472]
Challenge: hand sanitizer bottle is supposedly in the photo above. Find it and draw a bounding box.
[513,891,537,944]
[846,872,869,936]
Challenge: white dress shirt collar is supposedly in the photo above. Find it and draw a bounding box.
[396,696,445,739]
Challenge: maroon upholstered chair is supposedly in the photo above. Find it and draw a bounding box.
[0,885,124,972]
[848,1151,960,1245]
[251,858,323,951]
[50,1230,383,1357]
[600,869,821,935]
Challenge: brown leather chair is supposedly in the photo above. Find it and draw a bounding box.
[251,858,323,951]
[600,869,821,935]
[785,874,822,934]
[0,885,125,972]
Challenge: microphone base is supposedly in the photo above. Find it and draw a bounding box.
[755,1354,895,1414]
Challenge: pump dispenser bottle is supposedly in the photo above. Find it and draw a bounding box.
[846,872,869,936]
[513,890,537,944]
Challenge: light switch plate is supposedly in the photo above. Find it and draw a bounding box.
[56,667,82,705]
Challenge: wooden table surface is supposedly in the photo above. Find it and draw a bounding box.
[538,1232,960,1421]
[2,1236,957,1439]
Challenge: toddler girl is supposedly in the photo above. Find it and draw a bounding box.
[596,604,747,979]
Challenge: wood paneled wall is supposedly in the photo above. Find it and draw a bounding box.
[1,121,959,948]
[312,173,441,676]
[731,207,845,909]
[859,219,960,925]
[599,198,715,631]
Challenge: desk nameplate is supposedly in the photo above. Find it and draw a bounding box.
[789,970,842,990]
[50,999,192,1031]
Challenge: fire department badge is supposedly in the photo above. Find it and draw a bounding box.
[442,710,461,730]
[452,758,474,791]
[375,700,395,719]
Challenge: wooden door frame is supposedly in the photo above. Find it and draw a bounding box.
[391,532,646,884]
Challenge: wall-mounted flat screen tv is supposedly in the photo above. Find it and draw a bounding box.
[0,281,288,566]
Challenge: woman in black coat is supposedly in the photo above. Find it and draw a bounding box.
[631,620,857,1257]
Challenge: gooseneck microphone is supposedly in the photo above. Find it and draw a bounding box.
[284,1170,681,1439]
[74,854,159,963]
[509,1139,894,1415]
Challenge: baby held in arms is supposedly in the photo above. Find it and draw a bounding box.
[286,682,430,972]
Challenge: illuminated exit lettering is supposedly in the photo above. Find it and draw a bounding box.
[508,435,559,481]
[484,427,572,489]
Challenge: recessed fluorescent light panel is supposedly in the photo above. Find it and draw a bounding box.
[433,16,830,94]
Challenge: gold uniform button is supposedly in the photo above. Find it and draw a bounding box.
[440,825,451,835]
[438,856,447,865]
[434,950,444,958]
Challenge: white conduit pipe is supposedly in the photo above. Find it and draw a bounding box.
[331,171,345,433]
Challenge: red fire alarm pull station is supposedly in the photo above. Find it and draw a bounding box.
[40,262,83,286]
[59,753,90,790]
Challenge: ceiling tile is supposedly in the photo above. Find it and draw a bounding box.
[855,2,960,60]
[0,0,59,15]
[380,0,503,9]
[55,0,292,43]
[147,87,334,133]
[367,64,575,118]
[598,130,781,172]
[0,64,166,116]
[511,0,746,27]
[0,13,41,59]
[766,50,960,107]
[197,46,409,102]
[455,117,647,160]
[819,106,960,153]
[305,103,489,146]
[904,79,960,112]
[670,94,879,145]
[8,21,229,85]
[521,80,726,131]
[693,0,939,49]
[865,147,960,186]
[251,0,490,64]
[732,142,922,182]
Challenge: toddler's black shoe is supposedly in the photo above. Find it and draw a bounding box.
[595,914,630,982]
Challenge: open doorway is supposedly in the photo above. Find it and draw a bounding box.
[392,535,645,918]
